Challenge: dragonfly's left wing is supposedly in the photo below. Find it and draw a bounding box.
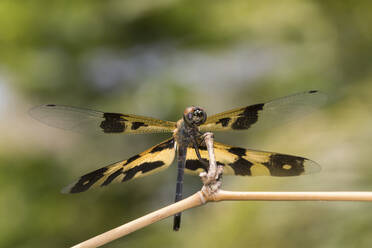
[200,90,326,132]
[62,138,176,193]
[30,104,176,134]
[185,141,320,177]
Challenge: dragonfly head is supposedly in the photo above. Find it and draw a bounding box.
[183,106,207,126]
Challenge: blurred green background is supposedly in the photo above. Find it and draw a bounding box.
[1,0,372,247]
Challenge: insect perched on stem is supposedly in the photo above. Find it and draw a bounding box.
[30,90,326,231]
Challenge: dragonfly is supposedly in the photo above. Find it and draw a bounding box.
[30,90,326,231]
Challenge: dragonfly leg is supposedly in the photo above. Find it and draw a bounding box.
[192,137,209,169]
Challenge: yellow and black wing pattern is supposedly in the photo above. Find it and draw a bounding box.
[200,90,327,132]
[62,138,176,193]
[185,141,320,177]
[29,104,176,134]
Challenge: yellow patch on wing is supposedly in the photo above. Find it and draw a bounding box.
[250,164,271,176]
[117,114,176,134]
[62,138,176,194]
[185,141,320,177]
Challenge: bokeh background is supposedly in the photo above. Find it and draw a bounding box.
[1,0,372,247]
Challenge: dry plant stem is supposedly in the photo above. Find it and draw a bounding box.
[72,191,372,248]
[213,190,372,202]
[204,132,217,182]
[200,132,223,196]
[72,192,205,248]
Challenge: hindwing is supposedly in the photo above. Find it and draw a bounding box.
[62,138,176,193]
[185,141,320,177]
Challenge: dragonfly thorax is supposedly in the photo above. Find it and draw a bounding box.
[183,106,207,127]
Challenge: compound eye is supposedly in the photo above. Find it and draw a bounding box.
[183,106,207,126]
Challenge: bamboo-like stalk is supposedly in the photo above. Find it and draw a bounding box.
[72,192,205,248]
[71,133,372,248]
[72,190,372,248]
[213,190,372,202]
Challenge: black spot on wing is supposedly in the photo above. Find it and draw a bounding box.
[100,113,127,133]
[228,147,246,157]
[131,121,148,130]
[122,161,165,182]
[216,117,231,127]
[69,167,108,193]
[309,90,318,94]
[231,103,264,130]
[185,159,208,172]
[264,154,305,176]
[125,154,141,165]
[228,158,253,175]
[46,104,56,107]
[101,168,123,186]
[150,139,175,153]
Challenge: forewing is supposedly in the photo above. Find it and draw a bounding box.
[29,104,176,134]
[62,138,176,193]
[200,90,327,132]
[185,141,320,177]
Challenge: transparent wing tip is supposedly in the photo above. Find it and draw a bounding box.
[303,159,321,175]
[308,90,328,104]
[29,104,50,119]
[60,181,77,194]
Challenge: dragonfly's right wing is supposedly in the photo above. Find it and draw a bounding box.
[30,104,176,134]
